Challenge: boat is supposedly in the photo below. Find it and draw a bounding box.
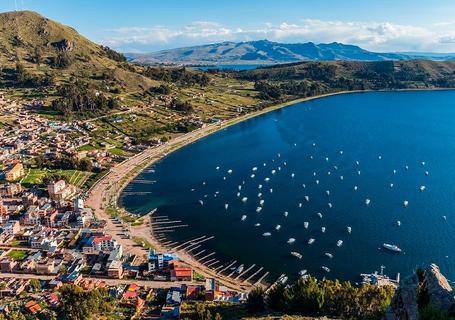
[252,167,258,171]
[356,160,360,166]
[327,171,331,175]
[390,183,394,188]
[420,185,426,192]
[291,251,303,259]
[308,238,315,245]
[310,155,314,159]
[287,238,296,244]
[258,192,262,198]
[190,188,195,192]
[312,142,316,147]
[299,269,307,276]
[198,200,204,206]
[305,196,310,202]
[340,175,344,180]
[354,186,358,191]
[405,165,409,170]
[378,155,382,160]
[277,153,281,158]
[238,185,242,191]
[242,197,248,202]
[321,227,326,233]
[302,184,306,188]
[263,232,272,237]
[326,190,330,196]
[241,215,247,221]
[254,223,261,227]
[270,188,273,193]
[283,211,288,217]
[425,171,429,176]
[365,198,371,205]
[275,225,281,231]
[334,165,338,170]
[235,264,244,274]
[259,199,265,206]
[304,222,309,229]
[403,200,409,207]
[443,215,447,221]
[256,207,262,213]
[250,174,255,178]
[271,169,276,174]
[298,203,302,208]
[325,252,333,258]
[382,243,402,253]
[337,240,343,247]
[421,161,426,166]
[216,166,220,170]
[291,173,295,178]
[397,220,401,226]
[313,171,317,176]
[258,184,263,189]
[264,177,270,182]
[316,180,320,185]
[284,161,287,166]
[357,170,361,175]
[347,226,352,234]
[224,204,229,210]
[317,212,323,218]
[393,169,397,174]
[340,150,344,155]
[237,192,241,197]
[328,203,333,208]
[321,266,330,272]
[228,169,233,174]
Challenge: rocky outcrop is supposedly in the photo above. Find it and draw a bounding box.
[51,38,74,51]
[384,264,455,320]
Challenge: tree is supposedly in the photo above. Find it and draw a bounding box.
[79,159,93,172]
[52,52,73,69]
[214,313,222,320]
[195,303,207,320]
[246,287,265,313]
[29,278,42,291]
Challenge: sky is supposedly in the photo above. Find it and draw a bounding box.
[2,0,455,53]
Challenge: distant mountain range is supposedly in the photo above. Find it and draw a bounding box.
[127,40,455,65]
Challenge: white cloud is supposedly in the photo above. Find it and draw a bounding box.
[101,19,455,53]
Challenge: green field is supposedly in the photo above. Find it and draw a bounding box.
[7,250,28,261]
[21,168,92,187]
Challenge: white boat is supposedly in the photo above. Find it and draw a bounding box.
[258,192,262,198]
[304,221,309,229]
[291,251,303,259]
[191,188,196,192]
[354,186,358,191]
[310,155,314,159]
[403,200,409,207]
[283,211,288,217]
[278,166,281,171]
[263,163,266,166]
[321,227,326,233]
[393,169,397,174]
[443,215,447,221]
[235,264,244,274]
[264,177,270,182]
[250,174,255,178]
[270,188,273,193]
[337,240,343,247]
[291,173,295,178]
[256,207,262,213]
[340,150,344,155]
[284,161,287,166]
[420,185,426,192]
[334,165,338,170]
[317,212,323,218]
[237,192,241,197]
[277,153,281,158]
[357,171,361,175]
[287,238,296,244]
[254,223,261,227]
[252,167,258,171]
[259,199,265,206]
[202,181,206,185]
[198,200,204,206]
[298,203,302,208]
[425,171,429,176]
[299,269,307,276]
[302,184,306,188]
[313,171,317,176]
[224,204,229,210]
[355,160,360,166]
[316,180,320,185]
[365,198,371,205]
[378,155,382,160]
[241,215,247,221]
[397,220,401,226]
[263,232,272,237]
[228,169,233,174]
[312,142,316,147]
[258,184,263,189]
[223,177,226,180]
[390,183,394,188]
[275,225,281,231]
[347,226,352,234]
[321,266,330,272]
[238,185,242,191]
[271,169,276,174]
[242,197,248,203]
[326,190,330,196]
[325,252,333,258]
[325,157,329,162]
[382,243,402,253]
[308,238,315,245]
[405,165,409,170]
[305,195,310,202]
[216,166,220,170]
[421,161,426,166]
[327,171,331,175]
[328,203,333,208]
[340,175,344,180]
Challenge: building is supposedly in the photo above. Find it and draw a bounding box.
[4,163,25,182]
[47,180,76,201]
[107,260,123,279]
[2,220,20,237]
[170,265,193,281]
[82,235,120,254]
[0,198,7,217]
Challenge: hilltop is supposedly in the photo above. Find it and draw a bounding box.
[128,40,416,65]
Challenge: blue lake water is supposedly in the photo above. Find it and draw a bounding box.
[120,90,455,283]
[193,64,269,71]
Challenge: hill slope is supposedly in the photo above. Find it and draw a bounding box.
[0,10,153,94]
[128,40,411,65]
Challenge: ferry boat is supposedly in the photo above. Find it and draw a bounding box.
[383,243,402,253]
[262,232,272,237]
[291,251,303,259]
[337,240,343,247]
[325,252,333,259]
[308,238,315,245]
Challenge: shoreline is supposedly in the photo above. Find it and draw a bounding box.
[86,88,453,292]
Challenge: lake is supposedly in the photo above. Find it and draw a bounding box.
[120,90,455,283]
